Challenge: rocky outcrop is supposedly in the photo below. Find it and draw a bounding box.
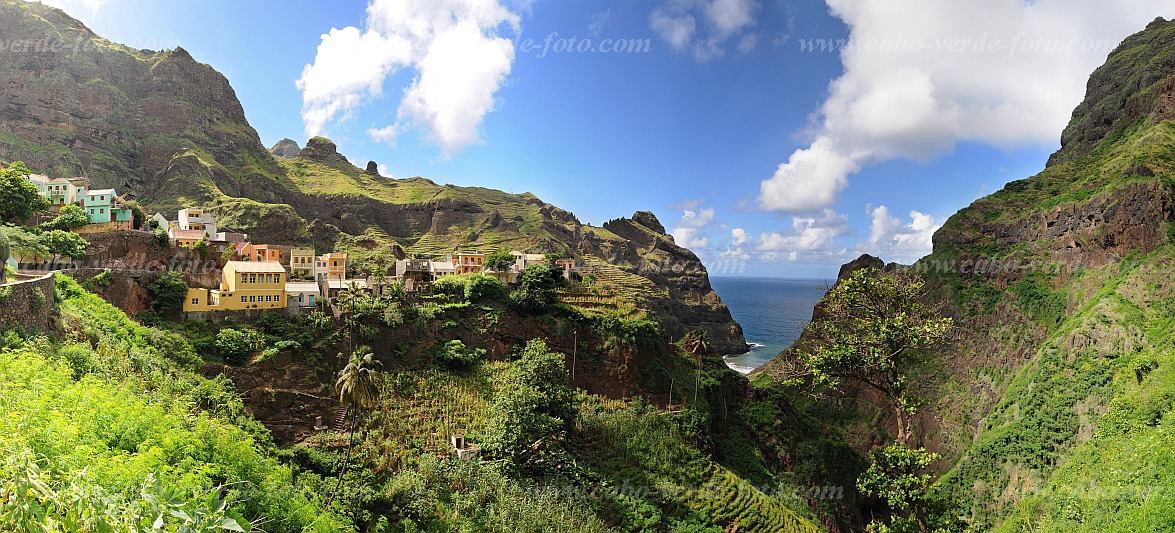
[1048,17,1175,167]
[270,138,301,159]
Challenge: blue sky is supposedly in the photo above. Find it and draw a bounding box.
[44,0,1173,277]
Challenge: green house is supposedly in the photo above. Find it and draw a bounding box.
[82,188,133,224]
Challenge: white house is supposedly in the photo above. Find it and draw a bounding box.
[177,208,223,241]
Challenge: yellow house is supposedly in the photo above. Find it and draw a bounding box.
[169,229,206,248]
[183,261,287,312]
[290,248,315,279]
[315,252,347,281]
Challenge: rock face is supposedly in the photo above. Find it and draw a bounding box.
[270,138,301,159]
[1048,17,1175,167]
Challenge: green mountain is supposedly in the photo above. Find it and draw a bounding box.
[760,16,1175,531]
[0,0,747,353]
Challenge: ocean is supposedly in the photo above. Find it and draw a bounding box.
[709,277,830,374]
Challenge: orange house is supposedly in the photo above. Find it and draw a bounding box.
[253,244,281,263]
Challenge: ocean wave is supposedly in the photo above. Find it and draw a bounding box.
[725,362,756,375]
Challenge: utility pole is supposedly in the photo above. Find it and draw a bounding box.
[571,330,577,382]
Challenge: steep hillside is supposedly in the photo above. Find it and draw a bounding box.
[758,16,1175,531]
[0,0,745,352]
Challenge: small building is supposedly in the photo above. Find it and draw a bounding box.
[81,188,133,226]
[315,252,347,282]
[183,260,288,313]
[253,244,281,263]
[169,228,206,248]
[177,208,218,238]
[323,278,368,299]
[429,260,456,278]
[26,174,88,208]
[395,258,431,283]
[555,258,577,280]
[150,212,170,231]
[451,252,485,275]
[285,282,320,308]
[290,248,315,279]
[232,242,258,261]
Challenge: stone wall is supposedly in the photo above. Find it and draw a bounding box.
[0,273,56,333]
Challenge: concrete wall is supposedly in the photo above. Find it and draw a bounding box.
[0,273,56,333]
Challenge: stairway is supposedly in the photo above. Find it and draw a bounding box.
[332,406,350,432]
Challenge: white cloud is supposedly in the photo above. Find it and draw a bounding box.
[297,0,520,157]
[758,1,1168,213]
[730,227,750,245]
[854,205,942,264]
[588,8,612,37]
[669,206,716,249]
[756,209,850,261]
[650,0,759,62]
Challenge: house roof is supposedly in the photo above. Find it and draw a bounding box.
[233,242,254,252]
[169,229,206,240]
[325,279,368,289]
[285,282,320,293]
[429,261,456,271]
[87,188,116,196]
[225,261,286,273]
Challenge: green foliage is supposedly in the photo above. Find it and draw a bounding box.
[435,339,487,369]
[41,229,89,264]
[1168,220,1175,244]
[0,228,9,283]
[0,286,11,303]
[5,274,349,532]
[432,273,507,303]
[214,327,266,365]
[1008,272,1068,327]
[148,271,188,316]
[857,444,939,532]
[484,251,516,280]
[0,161,50,222]
[337,346,382,410]
[28,286,45,312]
[800,268,952,444]
[39,204,89,231]
[483,339,577,475]
[194,235,209,259]
[509,263,563,313]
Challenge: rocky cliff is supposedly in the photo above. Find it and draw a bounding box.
[0,0,746,351]
[759,16,1175,531]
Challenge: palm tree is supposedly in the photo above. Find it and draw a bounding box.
[682,330,712,404]
[324,345,382,510]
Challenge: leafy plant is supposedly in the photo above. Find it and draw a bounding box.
[148,271,189,316]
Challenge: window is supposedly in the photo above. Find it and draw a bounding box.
[250,274,257,284]
[191,298,199,305]
[241,296,247,303]
[250,296,256,303]
[100,208,104,214]
[299,295,304,303]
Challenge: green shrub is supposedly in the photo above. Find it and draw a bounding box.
[29,286,45,312]
[0,285,11,304]
[148,271,188,316]
[434,339,486,369]
[214,327,266,365]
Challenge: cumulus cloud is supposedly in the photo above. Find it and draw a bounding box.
[854,205,942,264]
[669,205,717,249]
[755,209,849,262]
[758,1,1168,213]
[297,0,520,157]
[730,227,750,245]
[650,0,758,62]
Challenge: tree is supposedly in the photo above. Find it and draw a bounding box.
[2,224,47,266]
[326,346,382,510]
[682,330,712,404]
[0,162,50,223]
[857,444,940,533]
[148,271,189,316]
[483,339,577,475]
[484,251,515,282]
[40,204,89,232]
[41,229,89,266]
[194,236,209,260]
[798,267,951,446]
[508,263,563,314]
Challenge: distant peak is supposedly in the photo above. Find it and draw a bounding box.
[270,138,301,159]
[631,211,666,234]
[299,136,351,167]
